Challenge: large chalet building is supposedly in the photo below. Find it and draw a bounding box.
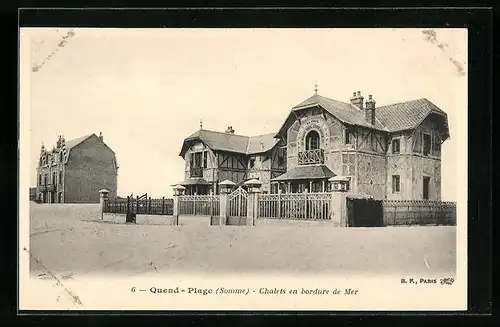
[177,89,450,201]
[35,133,118,203]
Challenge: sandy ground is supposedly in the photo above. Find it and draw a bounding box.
[27,203,456,279]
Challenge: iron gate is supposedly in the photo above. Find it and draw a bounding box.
[227,186,248,225]
[346,197,384,227]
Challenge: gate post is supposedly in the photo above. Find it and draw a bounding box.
[244,179,263,226]
[329,176,350,227]
[98,189,110,220]
[172,184,185,226]
[218,180,235,226]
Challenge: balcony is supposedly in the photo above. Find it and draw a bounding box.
[298,149,325,165]
[190,167,203,178]
[38,185,46,192]
[47,184,56,192]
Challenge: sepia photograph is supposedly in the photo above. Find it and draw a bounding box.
[19,27,468,311]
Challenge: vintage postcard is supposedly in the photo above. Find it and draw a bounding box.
[19,27,468,311]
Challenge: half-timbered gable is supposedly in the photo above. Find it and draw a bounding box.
[178,128,280,195]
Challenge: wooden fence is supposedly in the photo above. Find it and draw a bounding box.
[179,194,220,216]
[103,196,173,216]
[258,192,331,220]
[382,200,456,226]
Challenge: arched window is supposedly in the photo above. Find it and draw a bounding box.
[305,130,320,150]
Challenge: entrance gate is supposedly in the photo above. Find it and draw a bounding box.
[227,187,248,225]
[346,197,384,227]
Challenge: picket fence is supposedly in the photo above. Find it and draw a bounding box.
[179,194,220,216]
[382,200,456,226]
[101,191,457,227]
[258,192,332,221]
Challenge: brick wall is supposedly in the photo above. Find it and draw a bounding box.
[64,135,117,203]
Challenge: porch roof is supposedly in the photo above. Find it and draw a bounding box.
[178,178,211,186]
[271,165,336,181]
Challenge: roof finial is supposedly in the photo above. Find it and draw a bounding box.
[200,117,203,129]
[314,81,318,95]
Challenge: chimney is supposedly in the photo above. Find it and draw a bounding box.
[99,132,103,141]
[365,94,376,125]
[350,91,364,109]
[225,126,235,134]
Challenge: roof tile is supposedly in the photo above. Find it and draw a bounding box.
[271,165,336,181]
[181,130,279,156]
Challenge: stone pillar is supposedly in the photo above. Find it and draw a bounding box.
[98,189,110,220]
[172,184,186,226]
[244,179,263,226]
[329,176,350,227]
[218,180,236,226]
[330,192,347,227]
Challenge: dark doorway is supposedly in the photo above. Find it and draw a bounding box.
[58,192,63,203]
[423,176,430,200]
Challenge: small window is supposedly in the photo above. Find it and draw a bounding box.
[422,133,431,156]
[277,147,286,167]
[203,151,208,168]
[345,128,352,144]
[249,158,255,169]
[59,171,62,184]
[305,130,320,150]
[392,139,401,154]
[423,176,430,200]
[392,175,400,193]
[194,152,202,168]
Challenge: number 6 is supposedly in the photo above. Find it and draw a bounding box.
[131,287,136,292]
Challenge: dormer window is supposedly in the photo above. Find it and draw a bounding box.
[249,158,255,169]
[305,130,320,150]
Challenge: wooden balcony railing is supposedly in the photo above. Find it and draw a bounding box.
[298,149,325,165]
[190,167,203,178]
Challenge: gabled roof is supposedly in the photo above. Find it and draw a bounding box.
[64,134,94,150]
[179,129,280,157]
[375,98,449,137]
[276,94,387,137]
[271,165,336,181]
[276,93,449,139]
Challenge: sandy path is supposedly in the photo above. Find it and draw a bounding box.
[28,203,456,279]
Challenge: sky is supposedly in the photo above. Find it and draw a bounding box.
[21,28,467,200]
